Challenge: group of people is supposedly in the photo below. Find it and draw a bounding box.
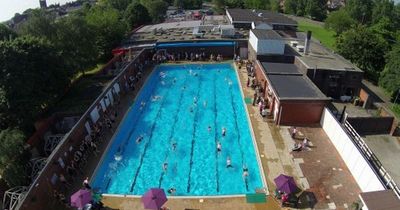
[152,51,225,63]
[291,127,312,152]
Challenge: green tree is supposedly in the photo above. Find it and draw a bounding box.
[345,0,373,24]
[244,0,271,10]
[99,0,132,12]
[173,0,184,8]
[305,0,327,21]
[336,25,389,81]
[86,5,127,61]
[213,0,225,11]
[372,0,396,24]
[54,15,97,75]
[0,128,29,187]
[325,9,356,35]
[284,0,307,16]
[182,0,203,9]
[141,0,168,23]
[369,17,396,44]
[18,9,57,39]
[124,2,151,28]
[0,36,70,128]
[270,0,282,12]
[379,43,400,94]
[0,24,17,41]
[226,0,244,8]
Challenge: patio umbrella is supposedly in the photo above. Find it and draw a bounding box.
[274,174,298,194]
[141,188,168,210]
[71,189,92,208]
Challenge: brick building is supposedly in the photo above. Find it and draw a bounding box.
[254,61,330,125]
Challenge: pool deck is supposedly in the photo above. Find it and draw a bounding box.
[53,62,361,210]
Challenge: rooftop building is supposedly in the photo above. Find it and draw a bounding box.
[226,9,297,30]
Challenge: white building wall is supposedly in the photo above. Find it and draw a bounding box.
[249,30,258,53]
[258,39,285,55]
[251,22,273,30]
[320,108,386,192]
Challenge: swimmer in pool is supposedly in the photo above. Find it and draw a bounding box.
[222,127,226,137]
[217,141,222,153]
[208,125,211,132]
[162,162,168,171]
[226,156,233,168]
[172,142,177,151]
[140,101,146,110]
[242,165,249,180]
[136,135,144,144]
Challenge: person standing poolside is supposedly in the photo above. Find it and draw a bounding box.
[83,177,91,189]
[291,127,297,139]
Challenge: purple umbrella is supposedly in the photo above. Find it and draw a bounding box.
[71,189,92,208]
[274,174,298,194]
[141,188,168,210]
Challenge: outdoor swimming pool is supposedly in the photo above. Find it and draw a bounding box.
[92,63,264,196]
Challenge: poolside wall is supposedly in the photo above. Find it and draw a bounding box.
[320,107,386,193]
[19,48,154,210]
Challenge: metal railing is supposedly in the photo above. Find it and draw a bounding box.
[343,121,400,198]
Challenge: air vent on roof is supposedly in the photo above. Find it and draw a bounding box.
[290,41,298,47]
[258,13,263,17]
[252,9,256,13]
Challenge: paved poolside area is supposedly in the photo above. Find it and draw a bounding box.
[52,62,362,210]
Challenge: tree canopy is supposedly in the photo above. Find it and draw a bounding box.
[0,128,30,187]
[379,43,400,95]
[336,25,389,81]
[324,9,355,35]
[344,0,373,24]
[141,0,168,23]
[0,24,17,41]
[86,5,127,61]
[124,2,152,29]
[0,36,70,128]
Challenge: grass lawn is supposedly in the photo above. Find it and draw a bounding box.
[297,20,336,50]
[392,104,400,119]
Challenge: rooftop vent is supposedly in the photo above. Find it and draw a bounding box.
[258,13,263,17]
[252,9,256,13]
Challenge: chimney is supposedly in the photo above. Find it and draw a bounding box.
[304,31,312,55]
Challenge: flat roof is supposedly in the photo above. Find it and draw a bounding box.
[289,32,363,72]
[251,29,282,40]
[360,190,400,210]
[261,62,302,75]
[268,74,328,100]
[227,9,297,26]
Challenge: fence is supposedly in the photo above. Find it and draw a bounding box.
[343,120,400,198]
[18,48,154,210]
[320,108,386,193]
[346,116,394,135]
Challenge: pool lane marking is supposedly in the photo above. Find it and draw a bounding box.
[129,73,175,193]
[213,71,220,193]
[157,71,191,188]
[228,79,248,191]
[186,71,203,193]
[104,72,159,191]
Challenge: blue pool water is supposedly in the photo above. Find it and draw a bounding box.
[92,63,263,196]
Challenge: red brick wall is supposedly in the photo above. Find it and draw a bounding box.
[279,101,326,125]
